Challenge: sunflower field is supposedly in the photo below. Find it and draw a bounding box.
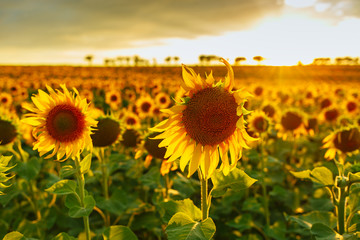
[0,61,360,240]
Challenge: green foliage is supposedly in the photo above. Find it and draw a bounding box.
[103,225,138,240]
[160,199,201,223]
[51,232,77,240]
[290,167,334,186]
[66,194,96,218]
[45,180,77,195]
[210,168,257,198]
[287,211,337,230]
[166,212,216,240]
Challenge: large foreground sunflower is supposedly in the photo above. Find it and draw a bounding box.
[22,85,97,161]
[151,58,256,179]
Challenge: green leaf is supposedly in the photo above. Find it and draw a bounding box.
[59,165,77,178]
[159,198,201,223]
[343,233,360,240]
[80,153,92,174]
[291,167,334,186]
[210,168,257,198]
[3,231,24,240]
[226,213,252,232]
[103,225,138,240]
[310,223,340,240]
[45,180,77,195]
[51,232,77,240]
[68,195,95,218]
[286,211,337,230]
[348,183,360,215]
[166,212,216,240]
[349,172,360,183]
[14,157,41,181]
[310,167,334,186]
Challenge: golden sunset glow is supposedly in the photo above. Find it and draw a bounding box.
[0,0,358,66]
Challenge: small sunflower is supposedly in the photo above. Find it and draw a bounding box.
[135,132,177,176]
[155,92,171,109]
[105,90,122,110]
[122,110,142,129]
[0,107,20,149]
[135,95,155,119]
[246,110,272,138]
[261,101,279,120]
[91,113,123,148]
[120,128,142,149]
[323,126,360,161]
[22,84,97,161]
[150,58,256,179]
[276,109,307,140]
[0,92,13,108]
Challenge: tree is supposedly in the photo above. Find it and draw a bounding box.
[85,55,94,66]
[253,56,264,65]
[164,56,172,65]
[234,57,246,65]
[174,56,180,65]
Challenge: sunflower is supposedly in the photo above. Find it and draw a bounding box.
[276,109,307,140]
[122,110,141,129]
[323,126,360,162]
[246,110,272,138]
[0,92,13,108]
[135,132,177,176]
[105,90,122,110]
[121,128,142,149]
[22,84,97,161]
[0,107,20,149]
[260,101,279,120]
[91,114,123,148]
[155,92,171,109]
[135,95,155,119]
[150,58,256,179]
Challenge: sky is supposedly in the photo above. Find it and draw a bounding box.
[0,0,359,66]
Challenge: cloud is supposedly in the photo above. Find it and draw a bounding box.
[0,0,282,50]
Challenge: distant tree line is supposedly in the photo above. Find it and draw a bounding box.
[312,57,359,65]
[84,54,360,66]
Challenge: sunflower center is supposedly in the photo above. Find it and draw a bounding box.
[334,128,360,153]
[1,98,8,103]
[141,102,151,112]
[325,109,339,122]
[126,117,136,125]
[347,102,356,112]
[0,120,17,145]
[182,87,239,146]
[160,97,166,103]
[91,118,120,147]
[306,118,318,130]
[144,132,167,159]
[121,129,140,148]
[46,104,85,142]
[253,116,268,132]
[281,112,302,130]
[262,105,275,118]
[254,86,263,96]
[110,95,118,102]
[321,98,331,109]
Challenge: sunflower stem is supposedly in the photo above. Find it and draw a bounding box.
[199,171,209,220]
[337,186,346,235]
[99,148,110,226]
[75,156,91,240]
[259,135,270,227]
